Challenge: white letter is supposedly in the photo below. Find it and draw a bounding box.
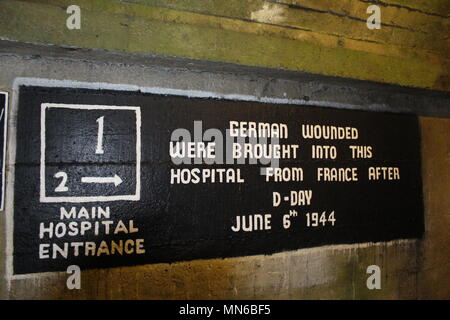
[229,121,239,137]
[39,222,53,239]
[273,192,281,207]
[66,5,81,30]
[39,244,50,259]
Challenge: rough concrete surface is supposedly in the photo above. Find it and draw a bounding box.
[1,0,449,90]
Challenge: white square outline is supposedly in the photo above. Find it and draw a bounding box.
[39,103,141,203]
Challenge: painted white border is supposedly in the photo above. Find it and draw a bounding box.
[0,92,7,211]
[40,103,141,203]
[11,77,371,110]
[5,77,414,281]
[5,84,17,285]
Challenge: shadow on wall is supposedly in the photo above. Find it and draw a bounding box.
[434,61,450,91]
[7,239,420,299]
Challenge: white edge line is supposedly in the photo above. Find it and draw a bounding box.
[0,92,8,211]
[136,108,141,201]
[40,103,140,202]
[4,77,402,280]
[12,77,374,111]
[40,104,46,202]
[44,103,141,111]
[40,195,140,203]
[5,82,20,290]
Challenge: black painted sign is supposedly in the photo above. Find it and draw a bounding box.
[0,92,7,211]
[13,85,424,274]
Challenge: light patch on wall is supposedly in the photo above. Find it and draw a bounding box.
[250,3,286,24]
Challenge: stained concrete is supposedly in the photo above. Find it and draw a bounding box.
[0,41,449,299]
[1,0,449,91]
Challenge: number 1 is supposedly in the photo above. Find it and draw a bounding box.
[96,116,104,154]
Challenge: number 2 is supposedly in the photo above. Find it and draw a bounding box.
[54,171,68,192]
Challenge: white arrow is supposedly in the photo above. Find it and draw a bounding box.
[81,174,123,187]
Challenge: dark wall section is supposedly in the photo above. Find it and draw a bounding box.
[13,85,423,274]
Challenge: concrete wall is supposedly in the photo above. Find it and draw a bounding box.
[0,0,449,91]
[0,42,449,299]
[0,0,449,299]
